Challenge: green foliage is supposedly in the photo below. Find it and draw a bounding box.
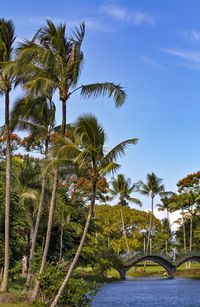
[37,263,98,306]
[95,204,163,254]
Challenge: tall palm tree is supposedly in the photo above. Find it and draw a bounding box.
[0,18,16,292]
[19,20,127,301]
[137,173,165,255]
[15,20,126,135]
[50,114,137,306]
[110,174,141,253]
[157,195,173,253]
[11,95,56,286]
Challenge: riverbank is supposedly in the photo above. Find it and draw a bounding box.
[76,262,200,280]
[1,263,200,306]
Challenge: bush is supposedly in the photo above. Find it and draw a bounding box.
[37,263,98,306]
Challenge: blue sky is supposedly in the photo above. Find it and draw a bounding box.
[1,0,200,214]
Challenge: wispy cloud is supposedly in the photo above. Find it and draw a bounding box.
[180,29,200,42]
[161,48,200,70]
[27,16,111,32]
[100,3,155,26]
[84,17,114,32]
[140,56,167,72]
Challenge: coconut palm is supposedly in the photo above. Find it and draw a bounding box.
[0,18,16,292]
[50,114,137,306]
[20,20,127,301]
[157,195,174,253]
[11,95,56,285]
[15,20,126,134]
[137,173,165,255]
[110,174,141,253]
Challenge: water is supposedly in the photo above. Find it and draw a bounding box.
[92,277,200,306]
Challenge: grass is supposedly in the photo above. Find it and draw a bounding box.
[76,262,200,279]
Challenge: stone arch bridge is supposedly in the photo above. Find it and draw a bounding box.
[117,251,200,279]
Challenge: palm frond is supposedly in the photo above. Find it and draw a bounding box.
[80,82,126,107]
[100,138,138,167]
[100,162,120,175]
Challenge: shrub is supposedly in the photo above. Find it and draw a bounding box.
[37,263,98,306]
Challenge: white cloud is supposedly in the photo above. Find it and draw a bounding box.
[161,48,200,70]
[140,56,167,72]
[180,29,200,42]
[100,3,155,26]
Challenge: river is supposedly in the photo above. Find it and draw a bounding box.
[92,277,200,306]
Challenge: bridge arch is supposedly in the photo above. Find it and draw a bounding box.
[176,256,200,268]
[119,255,175,279]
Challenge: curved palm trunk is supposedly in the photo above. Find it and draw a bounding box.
[26,143,49,286]
[59,225,64,262]
[119,205,130,254]
[50,180,97,307]
[30,171,58,301]
[26,177,46,286]
[1,90,11,293]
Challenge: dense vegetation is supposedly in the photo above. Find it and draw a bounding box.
[0,17,200,306]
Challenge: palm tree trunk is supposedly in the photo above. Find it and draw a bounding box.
[183,216,187,253]
[59,225,64,262]
[30,171,58,301]
[62,100,66,135]
[26,177,46,286]
[120,205,130,254]
[146,197,154,255]
[188,211,193,269]
[1,90,11,293]
[166,209,169,254]
[26,143,49,286]
[50,180,97,307]
[182,214,188,269]
[143,196,154,272]
[30,96,67,299]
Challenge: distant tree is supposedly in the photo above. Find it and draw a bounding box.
[137,173,165,255]
[110,174,141,253]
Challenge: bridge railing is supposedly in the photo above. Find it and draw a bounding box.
[120,250,174,263]
[120,250,200,264]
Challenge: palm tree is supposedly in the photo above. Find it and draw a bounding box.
[110,174,141,253]
[11,95,56,286]
[50,114,137,306]
[137,173,165,255]
[0,18,16,292]
[157,197,170,253]
[15,20,126,135]
[18,20,127,301]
